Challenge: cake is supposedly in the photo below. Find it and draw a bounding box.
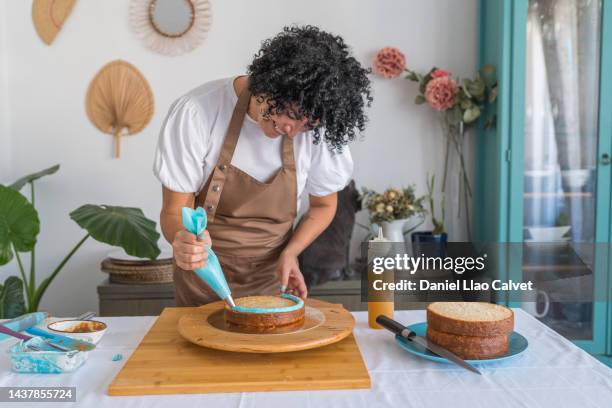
[426,327,509,360]
[224,294,305,330]
[426,302,514,360]
[427,302,514,336]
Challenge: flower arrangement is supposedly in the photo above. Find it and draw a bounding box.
[372,47,497,127]
[362,186,426,224]
[407,66,497,129]
[373,47,498,239]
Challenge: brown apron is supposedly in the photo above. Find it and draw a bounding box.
[173,85,298,306]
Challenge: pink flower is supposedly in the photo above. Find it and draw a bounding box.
[373,47,406,78]
[425,76,458,111]
[431,68,451,78]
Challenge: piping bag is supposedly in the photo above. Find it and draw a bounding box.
[181,207,236,308]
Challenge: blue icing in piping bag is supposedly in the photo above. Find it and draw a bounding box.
[181,207,236,308]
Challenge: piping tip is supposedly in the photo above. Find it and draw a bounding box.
[225,295,236,308]
[280,285,287,294]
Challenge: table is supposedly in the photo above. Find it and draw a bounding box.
[0,309,610,407]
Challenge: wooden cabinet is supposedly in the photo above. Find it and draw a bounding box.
[97,279,371,316]
[97,278,446,316]
[97,280,175,316]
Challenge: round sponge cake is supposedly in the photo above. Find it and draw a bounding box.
[426,326,509,360]
[224,295,305,329]
[427,301,514,337]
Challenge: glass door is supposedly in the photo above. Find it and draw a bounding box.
[522,0,603,344]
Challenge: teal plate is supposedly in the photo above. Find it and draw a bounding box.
[395,322,528,364]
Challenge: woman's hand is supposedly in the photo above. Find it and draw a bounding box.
[274,193,336,300]
[172,229,211,271]
[276,251,308,299]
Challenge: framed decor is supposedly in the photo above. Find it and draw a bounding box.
[129,0,212,56]
[86,60,154,158]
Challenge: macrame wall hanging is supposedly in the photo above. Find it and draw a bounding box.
[129,0,212,56]
[31,0,77,45]
[85,60,155,158]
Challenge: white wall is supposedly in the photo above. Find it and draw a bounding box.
[0,0,10,181]
[1,0,477,316]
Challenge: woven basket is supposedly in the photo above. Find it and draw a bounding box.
[101,258,174,284]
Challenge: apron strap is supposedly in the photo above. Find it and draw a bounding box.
[218,87,251,166]
[198,85,250,219]
[281,135,295,170]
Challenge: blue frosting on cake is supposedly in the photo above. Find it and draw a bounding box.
[231,293,304,314]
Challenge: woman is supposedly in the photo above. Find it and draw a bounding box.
[154,26,372,306]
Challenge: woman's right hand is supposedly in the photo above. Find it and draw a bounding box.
[172,229,211,270]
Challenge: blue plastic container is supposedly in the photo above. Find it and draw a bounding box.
[8,337,89,374]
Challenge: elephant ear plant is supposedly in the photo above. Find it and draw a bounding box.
[0,165,160,318]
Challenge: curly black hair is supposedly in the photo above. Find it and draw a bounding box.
[247,25,373,152]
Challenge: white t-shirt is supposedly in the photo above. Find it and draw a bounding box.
[153,77,353,205]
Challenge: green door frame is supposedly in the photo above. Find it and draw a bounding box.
[478,0,611,354]
[601,0,612,357]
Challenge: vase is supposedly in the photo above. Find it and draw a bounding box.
[379,219,407,243]
[440,118,472,240]
[411,231,448,258]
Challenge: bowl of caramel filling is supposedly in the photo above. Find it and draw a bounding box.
[47,320,108,344]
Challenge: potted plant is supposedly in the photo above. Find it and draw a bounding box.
[0,165,160,318]
[412,174,448,257]
[361,186,426,242]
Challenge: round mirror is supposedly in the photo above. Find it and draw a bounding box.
[149,0,195,38]
[130,0,212,56]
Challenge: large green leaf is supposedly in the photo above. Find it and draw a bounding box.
[0,185,40,265]
[70,205,161,260]
[0,276,27,318]
[9,164,60,191]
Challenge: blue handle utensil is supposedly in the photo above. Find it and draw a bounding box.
[0,323,70,352]
[25,327,96,352]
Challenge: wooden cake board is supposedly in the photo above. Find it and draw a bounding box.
[178,298,355,353]
[108,302,371,396]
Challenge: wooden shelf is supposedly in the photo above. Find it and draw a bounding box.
[524,192,593,198]
[521,264,593,282]
[522,264,592,272]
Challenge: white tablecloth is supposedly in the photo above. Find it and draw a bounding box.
[0,309,610,408]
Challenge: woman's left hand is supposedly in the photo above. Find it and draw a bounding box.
[276,251,308,299]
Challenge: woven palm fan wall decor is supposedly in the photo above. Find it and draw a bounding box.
[86,60,155,158]
[130,0,212,56]
[32,0,77,45]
